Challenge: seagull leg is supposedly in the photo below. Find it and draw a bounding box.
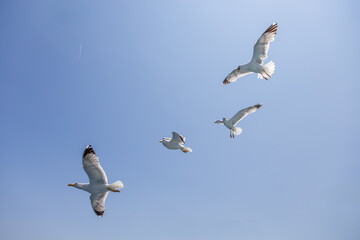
[264,71,271,78]
[107,188,120,193]
[181,149,189,153]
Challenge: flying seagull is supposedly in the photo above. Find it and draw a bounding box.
[223,22,278,84]
[215,104,263,138]
[160,131,192,153]
[68,145,124,217]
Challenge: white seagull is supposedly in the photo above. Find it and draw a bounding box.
[160,131,192,153]
[68,145,124,217]
[215,103,263,138]
[223,22,278,84]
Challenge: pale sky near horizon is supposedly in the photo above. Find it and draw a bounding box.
[0,0,359,240]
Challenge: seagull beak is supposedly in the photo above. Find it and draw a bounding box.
[68,183,75,187]
[159,140,163,143]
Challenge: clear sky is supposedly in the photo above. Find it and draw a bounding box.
[0,0,359,239]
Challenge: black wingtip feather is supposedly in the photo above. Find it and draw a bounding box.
[264,23,278,34]
[223,78,230,85]
[83,145,95,159]
[93,209,104,217]
[179,135,185,144]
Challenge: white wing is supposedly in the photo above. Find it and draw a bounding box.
[82,145,108,185]
[223,67,252,85]
[251,22,278,65]
[169,131,186,144]
[229,103,263,126]
[162,137,172,142]
[90,192,108,217]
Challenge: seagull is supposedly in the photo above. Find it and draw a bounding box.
[223,22,278,84]
[215,103,263,138]
[160,131,193,153]
[68,145,124,217]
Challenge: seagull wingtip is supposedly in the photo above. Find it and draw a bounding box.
[83,145,95,158]
[94,209,104,217]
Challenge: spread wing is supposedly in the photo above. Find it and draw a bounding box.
[223,67,252,85]
[215,120,224,125]
[251,22,278,65]
[82,145,108,185]
[229,103,263,126]
[169,131,186,144]
[90,192,108,217]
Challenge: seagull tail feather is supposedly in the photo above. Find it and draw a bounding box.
[234,127,243,135]
[108,180,124,190]
[181,147,192,153]
[258,61,275,79]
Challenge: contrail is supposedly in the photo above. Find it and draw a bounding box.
[78,43,83,60]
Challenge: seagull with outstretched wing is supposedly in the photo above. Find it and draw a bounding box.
[223,22,278,85]
[215,104,263,138]
[68,145,124,217]
[160,131,192,153]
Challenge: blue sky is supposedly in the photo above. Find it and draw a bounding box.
[0,0,359,239]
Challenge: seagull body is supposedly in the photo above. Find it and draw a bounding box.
[215,104,263,138]
[223,22,278,84]
[160,131,192,153]
[68,145,124,217]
